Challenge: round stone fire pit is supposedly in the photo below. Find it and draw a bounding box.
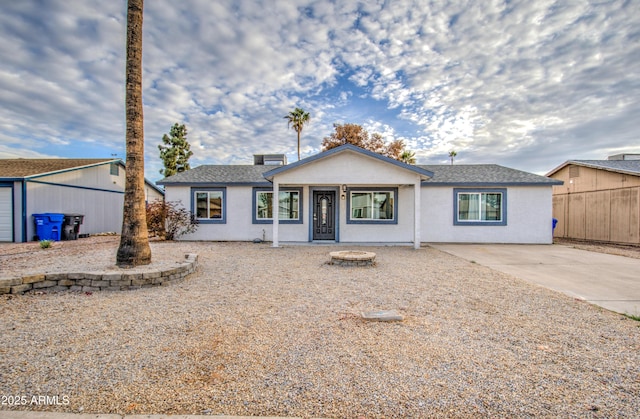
[329,250,376,266]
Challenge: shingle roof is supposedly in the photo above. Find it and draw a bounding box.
[420,164,562,185]
[557,160,640,176]
[158,163,561,186]
[158,165,271,185]
[0,158,116,178]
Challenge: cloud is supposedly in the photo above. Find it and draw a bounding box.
[1,0,639,180]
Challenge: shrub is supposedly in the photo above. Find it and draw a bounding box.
[39,240,53,249]
[146,200,198,240]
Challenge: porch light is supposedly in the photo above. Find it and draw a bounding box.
[341,184,347,192]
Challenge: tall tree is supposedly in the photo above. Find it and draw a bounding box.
[321,123,414,162]
[159,123,193,177]
[117,0,151,267]
[449,150,457,165]
[284,107,310,161]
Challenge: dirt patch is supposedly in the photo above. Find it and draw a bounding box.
[554,237,640,259]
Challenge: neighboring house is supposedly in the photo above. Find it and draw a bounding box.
[547,154,640,245]
[158,144,561,247]
[0,158,164,242]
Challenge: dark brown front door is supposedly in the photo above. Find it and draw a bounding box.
[313,190,336,240]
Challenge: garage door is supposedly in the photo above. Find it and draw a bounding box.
[0,187,12,241]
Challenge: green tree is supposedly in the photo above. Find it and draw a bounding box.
[284,107,310,161]
[159,123,193,177]
[449,150,457,165]
[117,0,151,267]
[400,150,416,164]
[321,123,413,162]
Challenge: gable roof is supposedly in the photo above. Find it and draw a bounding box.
[547,160,640,177]
[421,164,563,186]
[263,144,434,181]
[0,158,119,179]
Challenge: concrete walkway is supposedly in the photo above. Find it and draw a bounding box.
[431,243,640,317]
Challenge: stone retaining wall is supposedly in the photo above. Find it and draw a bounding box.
[0,254,198,295]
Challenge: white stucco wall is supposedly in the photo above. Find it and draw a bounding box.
[421,186,555,244]
[166,183,419,243]
[166,185,309,242]
[338,185,415,243]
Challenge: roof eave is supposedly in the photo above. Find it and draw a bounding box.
[547,160,640,177]
[158,181,271,187]
[422,181,564,187]
[24,159,122,180]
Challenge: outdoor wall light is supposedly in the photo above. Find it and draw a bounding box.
[341,184,347,192]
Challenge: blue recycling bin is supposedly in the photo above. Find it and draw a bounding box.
[552,218,558,233]
[33,213,65,241]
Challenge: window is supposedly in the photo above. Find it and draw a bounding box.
[192,188,226,223]
[454,189,507,226]
[347,188,397,224]
[110,163,119,176]
[253,188,302,224]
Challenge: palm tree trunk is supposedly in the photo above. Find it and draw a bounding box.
[117,0,151,267]
[297,130,301,161]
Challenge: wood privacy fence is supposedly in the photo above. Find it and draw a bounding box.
[553,186,640,244]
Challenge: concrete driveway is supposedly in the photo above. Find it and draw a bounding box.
[430,243,640,317]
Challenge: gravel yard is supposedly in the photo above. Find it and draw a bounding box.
[1,237,639,418]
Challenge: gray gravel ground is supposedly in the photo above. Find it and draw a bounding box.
[1,238,639,418]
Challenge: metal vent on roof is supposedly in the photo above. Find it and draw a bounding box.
[253,154,287,165]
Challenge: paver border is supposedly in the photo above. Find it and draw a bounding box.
[0,254,198,295]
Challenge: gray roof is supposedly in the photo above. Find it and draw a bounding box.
[158,162,561,186]
[420,164,562,185]
[0,158,117,178]
[549,160,640,177]
[158,165,271,185]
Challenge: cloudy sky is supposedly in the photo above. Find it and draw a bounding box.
[1,0,639,181]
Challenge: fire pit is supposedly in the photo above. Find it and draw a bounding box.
[329,250,376,266]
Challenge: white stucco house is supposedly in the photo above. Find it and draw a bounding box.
[0,158,164,242]
[158,144,562,248]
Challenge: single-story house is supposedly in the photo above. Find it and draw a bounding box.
[158,144,561,248]
[0,158,164,242]
[547,154,640,245]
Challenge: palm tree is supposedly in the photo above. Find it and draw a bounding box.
[400,150,416,164]
[284,107,310,161]
[449,150,457,165]
[117,0,151,267]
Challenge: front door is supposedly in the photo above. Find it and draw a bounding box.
[313,190,336,240]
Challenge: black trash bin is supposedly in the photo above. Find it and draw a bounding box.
[62,214,84,240]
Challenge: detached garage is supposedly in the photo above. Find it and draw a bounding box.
[0,185,12,241]
[0,158,164,242]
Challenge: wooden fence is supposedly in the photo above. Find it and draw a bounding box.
[553,186,640,245]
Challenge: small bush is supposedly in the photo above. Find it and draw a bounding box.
[39,240,53,249]
[147,200,198,240]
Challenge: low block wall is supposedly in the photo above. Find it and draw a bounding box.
[0,254,198,295]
